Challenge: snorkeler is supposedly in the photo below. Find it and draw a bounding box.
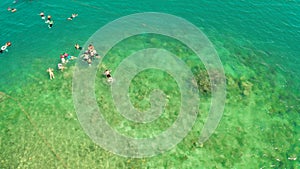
[45,15,51,23]
[39,12,45,19]
[67,14,78,20]
[7,7,17,13]
[89,50,96,58]
[0,42,12,53]
[87,44,98,58]
[64,53,70,62]
[60,54,66,63]
[58,63,66,71]
[75,43,82,50]
[64,53,69,59]
[81,53,89,61]
[63,53,76,62]
[48,20,54,28]
[47,68,55,80]
[88,44,95,51]
[104,70,113,82]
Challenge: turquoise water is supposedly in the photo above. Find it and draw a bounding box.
[1,0,299,168]
[1,0,299,93]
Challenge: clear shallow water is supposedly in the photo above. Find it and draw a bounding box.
[0,0,299,168]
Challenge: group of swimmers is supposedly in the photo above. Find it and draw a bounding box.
[7,4,54,28]
[46,45,79,80]
[80,44,101,66]
[39,12,78,28]
[46,43,113,82]
[79,44,113,82]
[58,52,76,72]
[5,3,110,82]
[39,12,54,28]
[60,52,76,64]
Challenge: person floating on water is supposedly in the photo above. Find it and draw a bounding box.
[89,44,100,58]
[74,43,82,50]
[7,7,17,13]
[104,69,113,82]
[39,12,45,19]
[60,54,66,64]
[88,44,95,51]
[45,15,51,23]
[87,44,99,58]
[63,53,76,62]
[48,20,54,28]
[64,53,70,61]
[81,53,89,61]
[0,42,12,53]
[57,63,66,71]
[46,68,55,80]
[67,14,78,20]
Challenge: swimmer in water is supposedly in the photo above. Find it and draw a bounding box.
[81,53,89,61]
[87,44,98,58]
[104,69,113,82]
[75,43,82,50]
[39,12,45,19]
[58,63,66,71]
[88,44,95,51]
[64,53,76,61]
[48,20,54,28]
[67,14,78,20]
[47,68,55,80]
[89,50,95,58]
[60,54,66,64]
[63,53,70,62]
[0,42,12,53]
[45,15,51,23]
[7,7,17,13]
